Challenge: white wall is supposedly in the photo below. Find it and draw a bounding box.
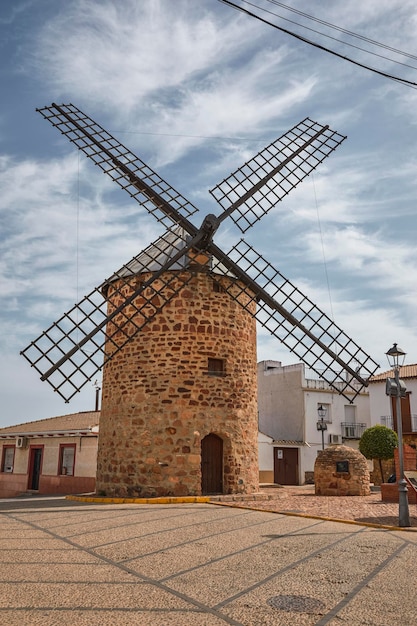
[257,360,371,484]
[369,378,417,427]
[257,361,304,441]
[258,431,273,472]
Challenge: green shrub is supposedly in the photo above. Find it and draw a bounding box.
[359,425,398,483]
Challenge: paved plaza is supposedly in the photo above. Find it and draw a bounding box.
[212,485,417,529]
[0,493,416,625]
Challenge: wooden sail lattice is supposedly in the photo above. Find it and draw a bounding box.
[210,117,345,232]
[21,103,379,402]
[211,240,378,397]
[21,228,197,401]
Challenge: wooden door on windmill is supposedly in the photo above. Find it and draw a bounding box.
[274,447,299,485]
[201,434,223,494]
[391,394,412,433]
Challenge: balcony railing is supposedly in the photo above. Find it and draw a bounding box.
[380,415,417,432]
[381,415,393,429]
[341,422,367,439]
[305,378,362,393]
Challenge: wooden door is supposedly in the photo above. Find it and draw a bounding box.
[201,434,223,494]
[274,447,299,485]
[391,393,412,433]
[28,447,43,490]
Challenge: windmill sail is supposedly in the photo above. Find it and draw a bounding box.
[37,103,199,231]
[210,118,346,232]
[21,227,201,402]
[210,240,379,401]
[22,103,377,403]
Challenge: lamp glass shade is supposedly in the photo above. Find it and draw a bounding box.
[317,404,327,420]
[385,343,406,368]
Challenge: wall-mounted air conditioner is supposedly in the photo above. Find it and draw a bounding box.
[329,434,341,445]
[16,436,27,449]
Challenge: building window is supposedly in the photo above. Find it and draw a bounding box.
[213,281,226,293]
[208,358,226,376]
[59,444,76,476]
[343,405,357,438]
[344,404,356,423]
[1,446,15,473]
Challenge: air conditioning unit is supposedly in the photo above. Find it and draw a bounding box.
[16,436,27,449]
[329,434,342,445]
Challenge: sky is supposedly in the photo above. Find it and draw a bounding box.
[1,0,417,427]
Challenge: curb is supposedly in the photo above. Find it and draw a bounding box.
[65,494,417,532]
[66,494,210,505]
[210,500,417,532]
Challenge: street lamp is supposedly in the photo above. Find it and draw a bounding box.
[93,380,101,412]
[316,404,327,451]
[385,343,410,527]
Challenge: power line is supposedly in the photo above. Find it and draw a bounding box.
[112,129,262,142]
[259,0,417,71]
[218,0,417,88]
[265,0,417,62]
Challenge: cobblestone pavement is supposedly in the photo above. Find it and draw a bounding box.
[1,495,417,625]
[213,485,417,529]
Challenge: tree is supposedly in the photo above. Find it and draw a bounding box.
[359,425,398,483]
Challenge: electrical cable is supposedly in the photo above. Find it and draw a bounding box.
[312,173,335,328]
[218,0,417,88]
[76,151,80,342]
[249,0,417,71]
[264,0,417,61]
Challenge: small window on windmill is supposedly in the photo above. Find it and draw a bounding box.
[213,280,226,293]
[208,358,226,376]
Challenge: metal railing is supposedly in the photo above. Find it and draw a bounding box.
[305,378,361,393]
[341,422,367,439]
[380,415,417,432]
[381,416,393,429]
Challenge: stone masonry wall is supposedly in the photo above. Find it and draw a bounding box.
[96,268,259,497]
[314,445,370,496]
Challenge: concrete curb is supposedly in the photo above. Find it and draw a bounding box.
[66,494,210,505]
[210,500,417,532]
[65,493,417,532]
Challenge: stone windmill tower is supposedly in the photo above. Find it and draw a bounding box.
[21,104,379,497]
[98,230,258,496]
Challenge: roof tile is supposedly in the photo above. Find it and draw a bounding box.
[0,411,99,434]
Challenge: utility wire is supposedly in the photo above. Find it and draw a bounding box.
[265,0,417,61]
[312,173,335,329]
[218,0,417,88]
[257,0,417,71]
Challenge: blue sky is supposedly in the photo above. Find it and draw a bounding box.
[1,0,417,427]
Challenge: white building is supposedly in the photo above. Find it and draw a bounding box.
[368,364,417,437]
[257,360,371,485]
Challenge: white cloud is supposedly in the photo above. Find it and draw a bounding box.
[31,1,259,112]
[2,0,417,426]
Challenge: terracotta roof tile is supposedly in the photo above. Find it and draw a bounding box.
[0,411,100,434]
[369,364,417,382]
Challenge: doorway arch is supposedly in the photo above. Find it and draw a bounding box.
[201,433,223,494]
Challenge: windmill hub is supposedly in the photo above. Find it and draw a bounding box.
[196,213,220,249]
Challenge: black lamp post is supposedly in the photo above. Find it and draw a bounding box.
[385,343,410,527]
[316,404,327,451]
[93,380,101,412]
